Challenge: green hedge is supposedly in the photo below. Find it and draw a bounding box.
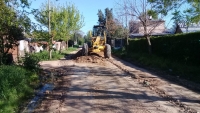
[129,32,200,66]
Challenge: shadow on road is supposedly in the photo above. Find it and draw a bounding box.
[34,64,199,113]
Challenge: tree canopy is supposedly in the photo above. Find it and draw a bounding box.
[97,9,105,25]
[0,0,31,64]
[34,1,84,42]
[148,0,200,23]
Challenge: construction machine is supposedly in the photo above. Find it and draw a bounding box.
[82,25,111,58]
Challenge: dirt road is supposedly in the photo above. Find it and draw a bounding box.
[34,51,200,113]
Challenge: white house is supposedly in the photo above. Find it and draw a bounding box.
[129,20,168,38]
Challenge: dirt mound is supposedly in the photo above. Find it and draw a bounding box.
[75,55,106,65]
[70,50,82,59]
[71,50,107,65]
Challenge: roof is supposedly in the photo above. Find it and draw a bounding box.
[130,20,165,27]
[129,33,171,38]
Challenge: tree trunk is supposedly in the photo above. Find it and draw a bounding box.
[125,28,129,53]
[145,35,152,54]
[143,22,152,54]
[66,40,68,50]
[49,49,52,59]
[49,39,52,59]
[126,37,129,53]
[59,42,62,54]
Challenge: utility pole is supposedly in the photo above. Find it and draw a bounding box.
[48,0,52,59]
[48,0,51,36]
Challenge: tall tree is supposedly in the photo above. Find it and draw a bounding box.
[148,0,185,16]
[116,0,165,54]
[0,0,31,64]
[149,0,200,23]
[97,9,105,25]
[105,8,113,20]
[105,8,115,37]
[34,1,84,55]
[84,30,92,43]
[185,0,200,23]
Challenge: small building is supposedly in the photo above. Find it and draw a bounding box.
[129,20,168,38]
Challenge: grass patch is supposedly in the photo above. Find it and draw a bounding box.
[32,47,78,61]
[0,65,39,113]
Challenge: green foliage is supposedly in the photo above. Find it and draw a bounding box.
[34,1,84,42]
[71,31,84,45]
[0,0,31,65]
[31,51,61,61]
[32,30,49,42]
[0,65,37,113]
[78,37,84,45]
[22,53,41,71]
[187,0,200,23]
[149,0,200,23]
[84,30,92,43]
[97,7,124,38]
[112,47,127,58]
[105,8,113,20]
[147,10,158,19]
[97,9,105,25]
[114,32,200,83]
[148,0,184,16]
[130,32,200,66]
[32,47,77,61]
[150,32,200,66]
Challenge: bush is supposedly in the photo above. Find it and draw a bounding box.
[22,53,40,71]
[78,38,84,45]
[31,50,62,61]
[0,65,37,113]
[113,32,200,83]
[129,32,200,66]
[31,47,78,61]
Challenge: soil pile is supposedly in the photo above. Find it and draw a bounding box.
[70,50,107,65]
[75,55,106,65]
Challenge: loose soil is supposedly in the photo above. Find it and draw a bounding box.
[33,50,200,113]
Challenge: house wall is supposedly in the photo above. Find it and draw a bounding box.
[53,41,66,51]
[12,46,18,62]
[18,40,29,57]
[139,22,165,34]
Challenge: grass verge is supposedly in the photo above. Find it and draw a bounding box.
[32,47,78,61]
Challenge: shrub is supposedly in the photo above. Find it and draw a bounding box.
[31,50,62,61]
[129,32,200,66]
[31,47,78,61]
[0,65,36,113]
[22,53,40,71]
[113,32,200,83]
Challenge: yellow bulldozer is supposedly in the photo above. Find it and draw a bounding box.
[82,25,111,58]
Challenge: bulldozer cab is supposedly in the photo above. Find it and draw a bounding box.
[90,25,106,49]
[92,25,106,37]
